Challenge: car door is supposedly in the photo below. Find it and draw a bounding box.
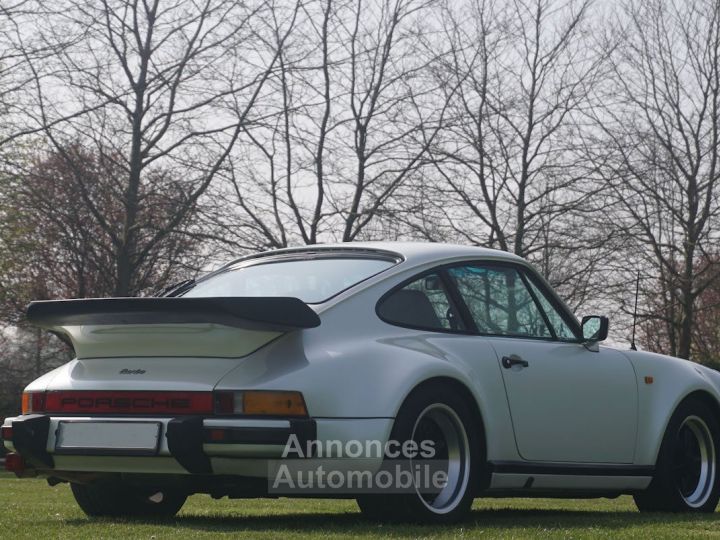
[447,263,638,464]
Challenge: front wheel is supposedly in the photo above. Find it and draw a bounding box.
[71,481,187,518]
[357,384,481,523]
[634,398,720,512]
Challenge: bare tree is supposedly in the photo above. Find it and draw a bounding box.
[399,0,609,309]
[590,0,720,359]
[1,144,201,307]
[0,1,69,146]
[203,0,450,253]
[18,0,299,295]
[0,326,70,418]
[0,1,31,134]
[692,256,720,365]
[338,0,450,241]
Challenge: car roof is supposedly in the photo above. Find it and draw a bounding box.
[243,241,524,267]
[210,241,576,318]
[277,242,576,324]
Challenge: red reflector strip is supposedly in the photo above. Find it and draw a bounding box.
[208,429,226,442]
[44,391,214,415]
[4,453,25,474]
[31,393,46,413]
[0,426,11,441]
[214,392,235,415]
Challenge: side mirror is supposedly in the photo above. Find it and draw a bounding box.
[581,315,609,342]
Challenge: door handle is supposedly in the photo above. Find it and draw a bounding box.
[502,355,529,369]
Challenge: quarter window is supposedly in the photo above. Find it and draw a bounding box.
[378,273,466,331]
[448,265,552,338]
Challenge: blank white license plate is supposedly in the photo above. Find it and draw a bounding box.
[55,421,161,455]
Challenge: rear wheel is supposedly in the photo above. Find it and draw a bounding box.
[634,398,720,513]
[71,481,187,518]
[357,384,481,523]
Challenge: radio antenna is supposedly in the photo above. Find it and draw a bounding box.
[630,271,640,351]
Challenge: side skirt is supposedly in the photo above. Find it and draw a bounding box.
[485,461,654,494]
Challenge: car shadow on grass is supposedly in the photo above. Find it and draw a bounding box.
[61,507,719,536]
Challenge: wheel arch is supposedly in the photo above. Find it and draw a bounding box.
[634,388,720,512]
[648,389,720,466]
[679,390,720,421]
[395,375,490,492]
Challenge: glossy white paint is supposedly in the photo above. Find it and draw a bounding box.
[490,339,638,463]
[58,323,281,359]
[6,242,720,497]
[46,356,246,391]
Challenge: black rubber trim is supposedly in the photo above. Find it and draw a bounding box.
[26,296,320,332]
[168,417,317,473]
[290,419,317,452]
[166,416,212,474]
[311,416,394,420]
[488,460,654,477]
[11,414,54,468]
[203,419,317,449]
[204,427,291,445]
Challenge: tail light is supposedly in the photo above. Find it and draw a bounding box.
[214,390,307,417]
[43,391,214,415]
[21,392,46,414]
[19,389,307,417]
[0,425,11,441]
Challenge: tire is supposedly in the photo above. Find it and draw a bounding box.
[71,480,187,518]
[357,384,482,523]
[634,398,720,513]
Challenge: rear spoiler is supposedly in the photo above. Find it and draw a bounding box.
[26,297,321,332]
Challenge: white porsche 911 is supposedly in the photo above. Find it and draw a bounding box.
[3,242,720,523]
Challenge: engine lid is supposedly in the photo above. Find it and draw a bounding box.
[56,323,283,359]
[26,296,319,359]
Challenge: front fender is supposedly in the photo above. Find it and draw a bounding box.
[625,350,720,465]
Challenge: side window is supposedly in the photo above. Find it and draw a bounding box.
[448,265,552,339]
[524,275,579,341]
[378,273,466,331]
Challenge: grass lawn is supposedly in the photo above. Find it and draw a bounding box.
[2,473,720,538]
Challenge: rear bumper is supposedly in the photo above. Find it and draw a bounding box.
[3,414,392,476]
[166,415,316,474]
[3,414,315,475]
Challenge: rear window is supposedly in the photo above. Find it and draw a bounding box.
[184,255,397,303]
